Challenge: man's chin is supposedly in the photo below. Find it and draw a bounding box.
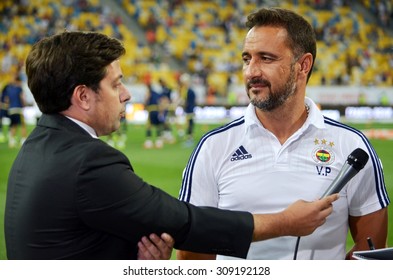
[250,99,274,112]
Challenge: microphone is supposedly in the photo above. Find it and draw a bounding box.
[294,148,369,260]
[320,148,369,198]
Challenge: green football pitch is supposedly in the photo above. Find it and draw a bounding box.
[0,122,392,260]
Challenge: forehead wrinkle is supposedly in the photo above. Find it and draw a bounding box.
[244,26,293,61]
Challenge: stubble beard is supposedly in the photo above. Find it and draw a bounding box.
[248,64,297,112]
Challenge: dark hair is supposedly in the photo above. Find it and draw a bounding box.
[25,31,126,113]
[246,7,316,81]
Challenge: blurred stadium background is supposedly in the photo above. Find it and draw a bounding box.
[0,0,392,260]
[1,0,393,108]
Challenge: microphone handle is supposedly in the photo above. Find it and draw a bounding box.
[320,164,359,198]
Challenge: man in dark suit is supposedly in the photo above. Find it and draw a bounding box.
[4,31,338,260]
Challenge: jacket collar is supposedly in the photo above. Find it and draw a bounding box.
[37,113,93,137]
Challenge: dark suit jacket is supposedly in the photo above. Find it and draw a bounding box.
[5,114,253,259]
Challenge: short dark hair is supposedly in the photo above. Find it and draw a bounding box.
[26,31,126,113]
[246,7,316,81]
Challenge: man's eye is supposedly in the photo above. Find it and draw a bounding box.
[242,57,250,64]
[261,56,273,61]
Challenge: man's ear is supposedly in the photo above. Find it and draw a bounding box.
[71,85,91,111]
[299,53,313,75]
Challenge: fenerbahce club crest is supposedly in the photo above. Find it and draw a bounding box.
[311,138,335,165]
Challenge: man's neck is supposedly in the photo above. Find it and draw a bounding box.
[255,103,308,145]
[63,114,98,138]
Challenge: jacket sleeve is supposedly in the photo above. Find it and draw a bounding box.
[76,143,253,258]
[176,203,253,258]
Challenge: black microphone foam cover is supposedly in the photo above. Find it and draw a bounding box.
[347,148,369,171]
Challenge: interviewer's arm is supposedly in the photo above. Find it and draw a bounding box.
[252,195,338,241]
[177,195,338,260]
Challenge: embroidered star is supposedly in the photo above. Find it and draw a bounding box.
[329,141,335,147]
[321,139,327,145]
[314,138,319,145]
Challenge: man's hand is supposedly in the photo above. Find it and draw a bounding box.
[280,194,339,236]
[137,233,175,260]
[252,194,339,241]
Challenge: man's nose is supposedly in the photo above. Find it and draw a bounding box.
[121,85,131,102]
[244,60,263,80]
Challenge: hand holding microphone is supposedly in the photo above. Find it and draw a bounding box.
[320,148,369,198]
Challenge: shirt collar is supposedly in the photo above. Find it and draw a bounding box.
[304,96,326,129]
[65,116,98,138]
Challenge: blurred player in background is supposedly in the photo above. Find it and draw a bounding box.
[2,75,27,148]
[143,82,167,148]
[178,73,196,147]
[0,83,9,143]
[158,77,176,144]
